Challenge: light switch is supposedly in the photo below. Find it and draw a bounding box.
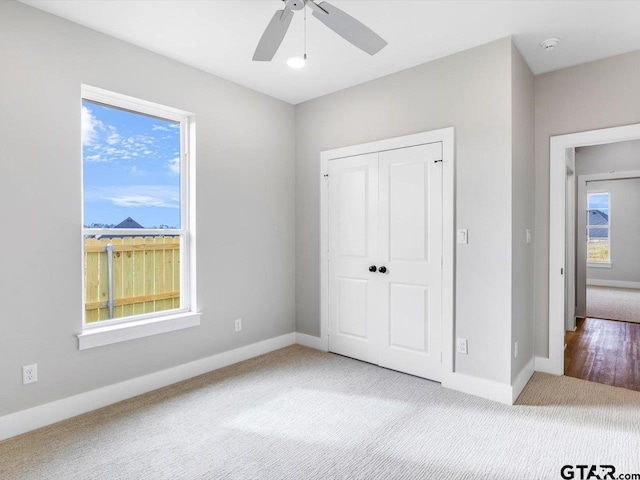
[526,229,532,244]
[457,229,468,244]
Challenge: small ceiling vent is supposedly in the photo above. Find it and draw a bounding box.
[540,38,560,51]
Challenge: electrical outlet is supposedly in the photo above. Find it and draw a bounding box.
[456,338,468,355]
[514,341,519,358]
[235,319,242,332]
[23,364,37,385]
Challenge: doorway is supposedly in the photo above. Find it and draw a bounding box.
[566,165,640,389]
[548,126,640,389]
[320,128,455,383]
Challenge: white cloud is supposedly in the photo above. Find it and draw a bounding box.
[82,106,177,166]
[106,132,121,145]
[85,154,104,162]
[81,105,103,146]
[86,185,180,209]
[107,195,169,208]
[168,157,180,175]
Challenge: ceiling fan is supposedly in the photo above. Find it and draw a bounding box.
[253,0,387,61]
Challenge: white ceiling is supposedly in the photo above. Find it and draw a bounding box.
[21,0,640,105]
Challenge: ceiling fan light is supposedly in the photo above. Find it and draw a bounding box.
[287,56,306,69]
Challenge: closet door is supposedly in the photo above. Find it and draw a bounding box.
[327,153,380,364]
[377,143,443,381]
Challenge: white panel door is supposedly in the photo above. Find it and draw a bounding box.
[327,143,442,382]
[328,153,379,364]
[378,143,443,381]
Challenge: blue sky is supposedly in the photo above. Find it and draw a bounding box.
[82,100,180,228]
[588,193,609,212]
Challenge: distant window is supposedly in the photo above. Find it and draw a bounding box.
[587,192,610,264]
[81,87,193,328]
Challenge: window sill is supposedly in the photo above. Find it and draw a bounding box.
[77,311,201,350]
[587,262,612,269]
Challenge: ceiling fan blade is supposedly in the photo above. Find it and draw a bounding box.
[253,9,294,61]
[310,1,387,55]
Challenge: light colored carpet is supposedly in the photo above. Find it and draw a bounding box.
[2,345,640,480]
[587,286,640,323]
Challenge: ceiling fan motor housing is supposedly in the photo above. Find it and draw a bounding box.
[285,0,306,11]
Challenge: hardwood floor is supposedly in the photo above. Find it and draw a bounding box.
[565,317,640,391]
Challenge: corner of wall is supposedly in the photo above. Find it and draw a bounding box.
[510,40,536,384]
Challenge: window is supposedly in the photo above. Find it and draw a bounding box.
[80,86,197,348]
[587,192,610,265]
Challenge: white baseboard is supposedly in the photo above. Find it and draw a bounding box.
[295,332,328,351]
[511,357,535,403]
[442,358,535,406]
[442,372,513,405]
[534,355,562,375]
[587,279,640,289]
[0,332,540,442]
[0,332,296,442]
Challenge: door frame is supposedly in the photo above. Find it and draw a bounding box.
[545,122,640,375]
[565,153,576,332]
[320,127,455,380]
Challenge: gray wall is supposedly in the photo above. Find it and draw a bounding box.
[0,1,296,417]
[534,50,640,358]
[576,140,640,175]
[576,142,640,285]
[295,38,515,384]
[510,45,535,382]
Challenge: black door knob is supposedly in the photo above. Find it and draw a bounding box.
[369,265,377,272]
[379,266,387,273]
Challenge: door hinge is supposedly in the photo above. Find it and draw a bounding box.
[440,352,443,363]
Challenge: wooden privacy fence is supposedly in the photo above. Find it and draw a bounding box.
[84,236,180,323]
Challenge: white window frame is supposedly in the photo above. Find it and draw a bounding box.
[586,190,611,267]
[78,85,199,350]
